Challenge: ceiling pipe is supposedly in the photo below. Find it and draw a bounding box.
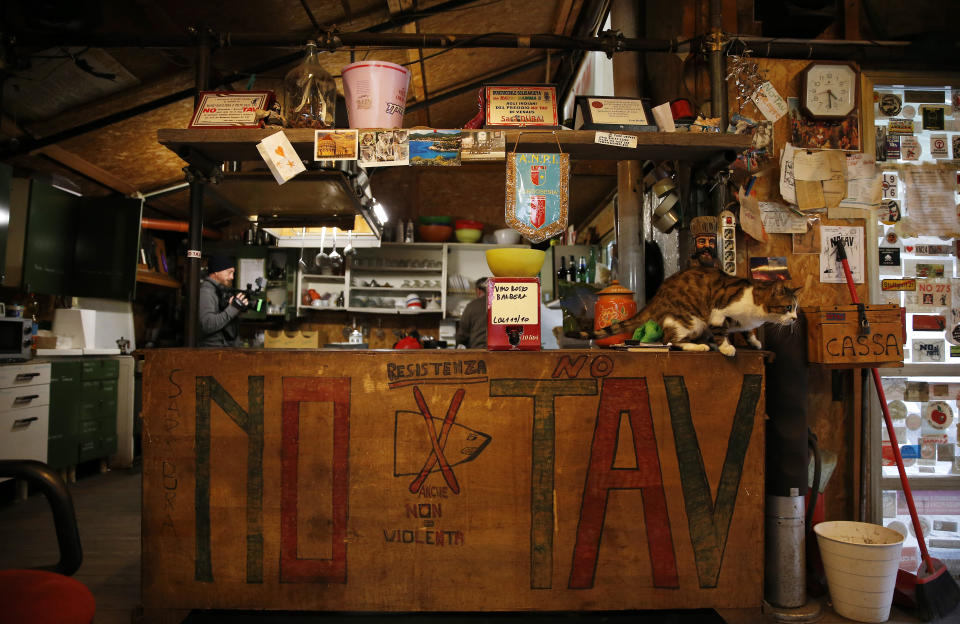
[10,30,675,54]
[141,217,221,239]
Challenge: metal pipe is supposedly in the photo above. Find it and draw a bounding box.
[141,217,221,239]
[186,28,211,348]
[708,0,728,131]
[12,30,673,54]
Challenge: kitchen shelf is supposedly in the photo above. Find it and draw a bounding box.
[349,307,442,314]
[349,266,441,273]
[158,128,752,163]
[299,274,345,280]
[136,269,180,288]
[351,287,442,293]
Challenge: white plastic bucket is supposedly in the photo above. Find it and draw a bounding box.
[814,521,905,622]
[341,61,410,128]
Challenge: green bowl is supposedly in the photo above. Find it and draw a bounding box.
[418,215,453,225]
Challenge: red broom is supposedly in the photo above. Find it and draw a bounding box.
[834,240,959,621]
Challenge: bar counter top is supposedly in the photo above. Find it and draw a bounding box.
[140,348,767,620]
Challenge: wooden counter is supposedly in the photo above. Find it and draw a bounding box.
[141,349,766,620]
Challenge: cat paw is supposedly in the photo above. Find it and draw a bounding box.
[747,335,763,349]
[719,343,736,357]
[679,343,711,352]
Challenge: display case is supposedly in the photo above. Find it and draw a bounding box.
[865,78,960,577]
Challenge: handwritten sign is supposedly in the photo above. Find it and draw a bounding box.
[490,282,538,325]
[595,132,638,149]
[486,278,541,350]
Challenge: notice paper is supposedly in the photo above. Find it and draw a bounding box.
[651,102,676,132]
[836,153,881,217]
[796,180,826,212]
[820,225,864,284]
[780,142,797,204]
[903,166,959,237]
[794,150,833,181]
[738,188,768,243]
[760,202,807,233]
[821,151,847,210]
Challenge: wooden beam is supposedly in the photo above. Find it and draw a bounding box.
[36,144,140,195]
[552,0,577,35]
[844,0,861,41]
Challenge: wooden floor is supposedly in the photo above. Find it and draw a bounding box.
[0,463,946,624]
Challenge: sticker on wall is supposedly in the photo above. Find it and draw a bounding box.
[901,135,921,160]
[882,278,916,291]
[914,244,953,256]
[953,135,960,160]
[888,400,908,420]
[913,339,946,362]
[906,278,950,312]
[878,93,903,117]
[906,413,923,430]
[924,401,954,430]
[879,247,901,267]
[931,134,950,159]
[905,381,930,402]
[885,230,899,245]
[913,315,946,331]
[921,105,947,130]
[880,198,901,224]
[916,263,946,279]
[901,105,917,119]
[882,173,898,199]
[886,136,901,160]
[889,118,915,134]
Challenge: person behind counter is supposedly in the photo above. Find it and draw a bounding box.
[456,277,488,349]
[198,255,248,347]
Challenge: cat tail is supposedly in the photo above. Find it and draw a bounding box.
[564,308,652,341]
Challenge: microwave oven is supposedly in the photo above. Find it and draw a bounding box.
[0,318,33,362]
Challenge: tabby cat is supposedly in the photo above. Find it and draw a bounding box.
[571,266,800,356]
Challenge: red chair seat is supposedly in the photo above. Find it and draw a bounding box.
[0,569,95,624]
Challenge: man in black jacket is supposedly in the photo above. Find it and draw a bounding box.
[455,277,488,349]
[198,255,248,347]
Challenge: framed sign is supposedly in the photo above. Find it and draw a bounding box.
[574,96,655,131]
[505,151,569,243]
[189,91,274,129]
[484,84,559,128]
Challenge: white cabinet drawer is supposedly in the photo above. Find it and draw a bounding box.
[0,405,48,462]
[0,383,50,411]
[0,363,52,389]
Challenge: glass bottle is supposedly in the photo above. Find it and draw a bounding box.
[577,256,587,283]
[282,40,337,129]
[557,256,568,283]
[405,220,414,243]
[586,247,597,284]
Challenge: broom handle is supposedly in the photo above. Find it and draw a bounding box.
[836,242,934,572]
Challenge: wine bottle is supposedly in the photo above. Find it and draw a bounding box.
[557,256,568,283]
[577,256,587,283]
[586,247,597,284]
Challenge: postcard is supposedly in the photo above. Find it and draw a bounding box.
[357,129,409,167]
[408,129,462,166]
[314,129,358,161]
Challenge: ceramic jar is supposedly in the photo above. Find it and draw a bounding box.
[593,280,637,346]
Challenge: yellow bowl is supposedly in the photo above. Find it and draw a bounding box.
[485,248,546,277]
[455,228,482,243]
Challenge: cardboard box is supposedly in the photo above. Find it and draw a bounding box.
[264,329,320,349]
[805,304,904,366]
[487,277,540,350]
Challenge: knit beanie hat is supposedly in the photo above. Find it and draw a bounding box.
[207,255,235,274]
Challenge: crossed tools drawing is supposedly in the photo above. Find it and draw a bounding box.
[409,386,465,494]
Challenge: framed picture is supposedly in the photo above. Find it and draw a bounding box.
[189,91,274,129]
[484,84,559,128]
[573,96,655,131]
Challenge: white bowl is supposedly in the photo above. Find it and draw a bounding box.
[493,228,521,245]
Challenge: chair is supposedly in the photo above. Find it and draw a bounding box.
[0,460,95,624]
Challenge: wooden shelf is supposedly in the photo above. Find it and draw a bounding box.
[158,128,752,163]
[136,269,180,288]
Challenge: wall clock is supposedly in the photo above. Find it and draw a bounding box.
[800,62,859,120]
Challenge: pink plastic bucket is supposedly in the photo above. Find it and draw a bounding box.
[341,61,410,128]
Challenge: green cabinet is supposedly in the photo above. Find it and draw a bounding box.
[48,358,119,469]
